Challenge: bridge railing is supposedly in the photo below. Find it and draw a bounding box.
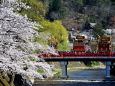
[39,52,115,58]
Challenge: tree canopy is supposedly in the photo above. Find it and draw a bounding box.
[20,0,69,50]
[0,1,54,85]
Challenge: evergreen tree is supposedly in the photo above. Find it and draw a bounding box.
[93,23,104,38]
[74,0,83,12]
[49,0,63,12]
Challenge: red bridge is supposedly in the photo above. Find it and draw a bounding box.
[39,51,115,78]
[39,52,115,61]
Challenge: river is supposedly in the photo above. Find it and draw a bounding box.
[33,68,115,86]
[68,68,105,80]
[34,82,115,86]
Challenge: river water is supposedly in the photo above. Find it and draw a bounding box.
[68,69,105,80]
[33,82,115,86]
[33,69,115,86]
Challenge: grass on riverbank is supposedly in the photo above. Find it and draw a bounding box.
[53,72,61,78]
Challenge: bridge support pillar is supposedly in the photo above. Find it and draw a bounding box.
[60,61,68,78]
[106,61,111,78]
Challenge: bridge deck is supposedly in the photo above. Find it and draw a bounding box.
[39,52,115,61]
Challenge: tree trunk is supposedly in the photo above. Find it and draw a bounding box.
[10,73,15,86]
[0,83,3,86]
[4,73,10,82]
[0,73,10,86]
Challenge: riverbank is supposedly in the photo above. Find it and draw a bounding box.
[52,62,105,78]
[54,62,105,72]
[34,79,106,84]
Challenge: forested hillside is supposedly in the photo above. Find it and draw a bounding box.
[20,0,115,50]
[47,0,114,29]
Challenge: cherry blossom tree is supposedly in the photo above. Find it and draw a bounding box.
[0,0,55,85]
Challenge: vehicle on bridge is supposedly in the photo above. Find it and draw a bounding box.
[98,37,111,52]
[72,36,85,52]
